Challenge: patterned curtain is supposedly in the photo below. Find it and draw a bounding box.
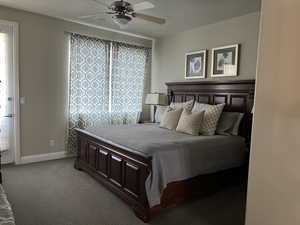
[67,34,151,152]
[110,42,151,124]
[68,34,110,152]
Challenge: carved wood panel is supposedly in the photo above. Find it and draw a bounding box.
[87,143,97,168]
[110,154,123,187]
[79,139,87,161]
[123,162,140,198]
[230,95,248,112]
[197,95,210,104]
[184,95,195,102]
[173,95,183,103]
[213,95,228,105]
[97,148,109,178]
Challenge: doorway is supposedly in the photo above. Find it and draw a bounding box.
[0,20,19,164]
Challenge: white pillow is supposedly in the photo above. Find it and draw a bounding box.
[155,105,169,123]
[170,100,194,111]
[155,100,194,123]
[160,107,183,130]
[192,102,225,136]
[176,109,204,136]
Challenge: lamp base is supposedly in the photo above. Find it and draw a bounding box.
[152,105,157,123]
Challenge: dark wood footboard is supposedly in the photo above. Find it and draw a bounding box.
[75,129,152,222]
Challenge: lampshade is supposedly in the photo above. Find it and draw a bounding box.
[145,93,168,106]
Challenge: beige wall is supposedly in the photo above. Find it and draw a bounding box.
[246,0,300,225]
[152,12,260,93]
[0,6,152,157]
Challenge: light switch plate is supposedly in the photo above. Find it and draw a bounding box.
[49,140,55,147]
[20,97,25,104]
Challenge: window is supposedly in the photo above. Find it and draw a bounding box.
[110,42,149,122]
[67,33,151,151]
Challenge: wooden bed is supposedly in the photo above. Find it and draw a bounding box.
[74,80,255,222]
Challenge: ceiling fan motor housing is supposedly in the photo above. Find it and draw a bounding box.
[82,0,165,26]
[110,1,134,14]
[113,14,132,23]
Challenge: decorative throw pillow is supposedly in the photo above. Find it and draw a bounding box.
[155,105,169,123]
[232,113,244,135]
[160,107,183,130]
[216,112,244,136]
[176,109,205,136]
[170,100,194,111]
[192,102,225,136]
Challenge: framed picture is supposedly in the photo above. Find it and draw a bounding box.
[211,44,239,77]
[185,50,207,79]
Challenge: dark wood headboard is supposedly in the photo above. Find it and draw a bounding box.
[166,80,255,146]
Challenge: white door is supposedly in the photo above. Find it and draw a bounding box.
[0,22,15,164]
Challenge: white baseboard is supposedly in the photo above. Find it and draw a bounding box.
[18,151,75,165]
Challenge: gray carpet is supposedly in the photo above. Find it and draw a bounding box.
[2,158,246,225]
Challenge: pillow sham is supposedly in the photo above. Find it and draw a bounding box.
[155,105,169,123]
[170,100,194,111]
[160,107,183,130]
[192,102,225,136]
[232,113,244,135]
[216,112,244,136]
[176,109,204,136]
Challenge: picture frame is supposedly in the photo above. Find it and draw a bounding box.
[185,50,207,79]
[211,44,239,77]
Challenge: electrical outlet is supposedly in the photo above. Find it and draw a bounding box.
[49,140,55,147]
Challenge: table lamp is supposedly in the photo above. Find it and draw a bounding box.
[145,93,168,122]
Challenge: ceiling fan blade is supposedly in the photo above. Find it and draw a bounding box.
[132,1,155,11]
[91,0,110,8]
[106,11,117,14]
[133,13,166,24]
[78,13,105,19]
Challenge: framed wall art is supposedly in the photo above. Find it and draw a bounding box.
[211,44,239,77]
[185,50,207,79]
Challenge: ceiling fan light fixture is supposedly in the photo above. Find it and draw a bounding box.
[82,0,165,28]
[112,14,131,27]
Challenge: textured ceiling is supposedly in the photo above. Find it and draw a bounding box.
[0,0,261,38]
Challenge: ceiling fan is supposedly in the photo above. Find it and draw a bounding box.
[79,0,166,28]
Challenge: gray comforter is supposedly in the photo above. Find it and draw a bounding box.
[86,124,247,207]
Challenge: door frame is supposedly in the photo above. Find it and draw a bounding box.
[0,20,20,164]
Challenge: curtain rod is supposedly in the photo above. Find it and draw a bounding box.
[64,31,152,49]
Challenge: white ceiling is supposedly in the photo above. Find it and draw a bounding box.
[0,0,261,38]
